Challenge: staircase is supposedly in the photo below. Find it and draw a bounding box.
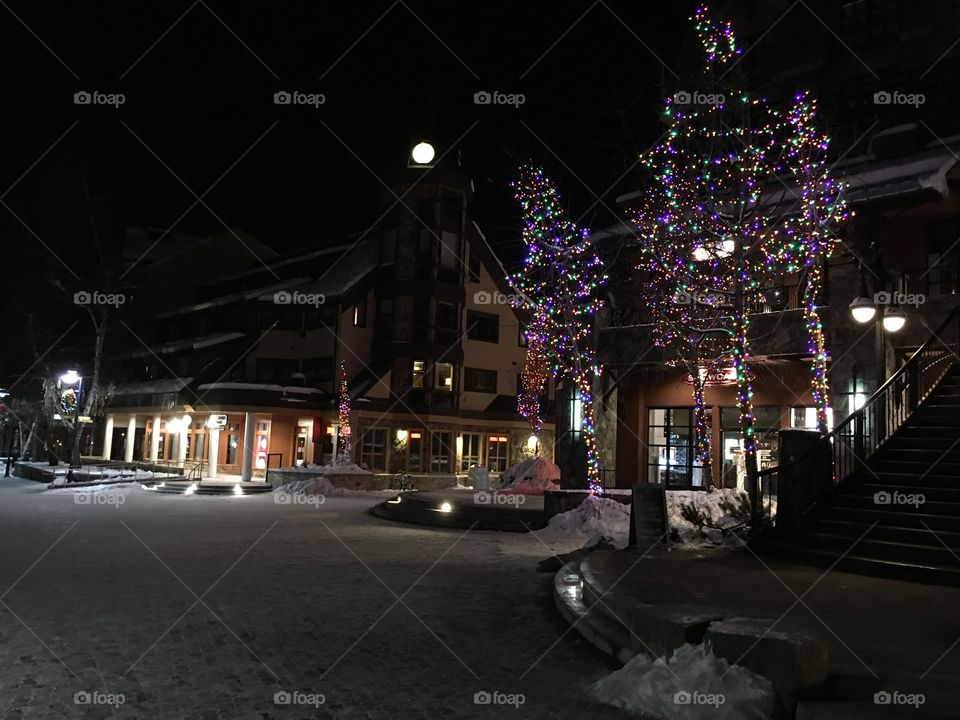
[766,308,960,585]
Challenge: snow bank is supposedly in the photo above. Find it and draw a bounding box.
[668,489,748,548]
[47,482,143,496]
[276,476,395,498]
[590,643,775,720]
[500,457,560,494]
[279,462,372,475]
[537,488,751,550]
[538,495,632,549]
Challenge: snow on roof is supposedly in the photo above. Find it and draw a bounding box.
[158,277,312,318]
[196,382,324,395]
[284,237,379,299]
[132,333,245,357]
[112,377,194,395]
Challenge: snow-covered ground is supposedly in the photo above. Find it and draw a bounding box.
[277,462,373,475]
[590,643,775,719]
[536,489,752,550]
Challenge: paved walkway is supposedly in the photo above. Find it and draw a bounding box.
[0,477,628,719]
[582,546,960,682]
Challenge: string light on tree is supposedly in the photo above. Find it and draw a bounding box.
[337,360,352,464]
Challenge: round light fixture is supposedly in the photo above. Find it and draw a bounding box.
[849,296,876,324]
[411,141,435,165]
[882,306,907,333]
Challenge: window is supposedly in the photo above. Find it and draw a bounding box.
[647,408,704,488]
[467,311,499,343]
[435,363,454,391]
[360,428,387,470]
[719,406,781,487]
[791,406,834,432]
[487,435,509,473]
[412,360,425,388]
[518,322,528,347]
[464,367,497,393]
[460,433,481,470]
[440,231,459,269]
[430,432,452,473]
[352,300,367,327]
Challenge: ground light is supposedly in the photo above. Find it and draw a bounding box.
[438,501,453,513]
[233,484,243,496]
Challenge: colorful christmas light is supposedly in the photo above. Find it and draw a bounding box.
[337,360,352,463]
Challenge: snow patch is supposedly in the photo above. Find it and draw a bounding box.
[668,489,748,548]
[276,476,396,498]
[590,643,775,720]
[500,457,560,494]
[278,462,372,475]
[538,495,632,549]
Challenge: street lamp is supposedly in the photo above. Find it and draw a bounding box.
[848,295,877,324]
[59,370,83,468]
[409,141,435,167]
[882,306,907,333]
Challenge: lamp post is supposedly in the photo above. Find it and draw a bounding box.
[59,370,83,468]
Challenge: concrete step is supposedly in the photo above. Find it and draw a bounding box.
[777,530,960,569]
[806,518,960,549]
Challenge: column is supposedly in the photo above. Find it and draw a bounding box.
[150,415,161,462]
[240,412,255,483]
[177,425,188,466]
[124,415,136,463]
[207,426,220,479]
[102,415,114,460]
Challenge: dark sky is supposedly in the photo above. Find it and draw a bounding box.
[1,1,694,264]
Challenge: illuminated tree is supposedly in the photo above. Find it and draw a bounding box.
[510,165,607,492]
[336,360,352,464]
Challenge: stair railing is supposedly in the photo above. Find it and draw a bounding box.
[761,305,960,530]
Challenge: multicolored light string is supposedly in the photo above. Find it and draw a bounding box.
[337,360,352,463]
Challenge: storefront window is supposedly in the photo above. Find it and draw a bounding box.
[790,406,834,431]
[720,406,780,490]
[430,432,452,473]
[647,408,705,488]
[360,428,387,470]
[487,435,509,473]
[460,432,481,470]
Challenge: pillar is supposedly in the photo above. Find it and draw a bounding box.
[102,415,114,460]
[177,424,188,466]
[124,415,136,463]
[150,415,161,462]
[240,412,255,482]
[207,427,220,479]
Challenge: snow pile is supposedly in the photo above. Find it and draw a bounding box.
[668,489,748,548]
[500,457,561,494]
[276,476,395,498]
[538,495,632,549]
[47,482,143,496]
[590,643,775,720]
[281,462,372,475]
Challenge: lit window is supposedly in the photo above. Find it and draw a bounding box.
[413,360,425,388]
[435,363,454,391]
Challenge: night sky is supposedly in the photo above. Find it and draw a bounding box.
[1,1,693,265]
